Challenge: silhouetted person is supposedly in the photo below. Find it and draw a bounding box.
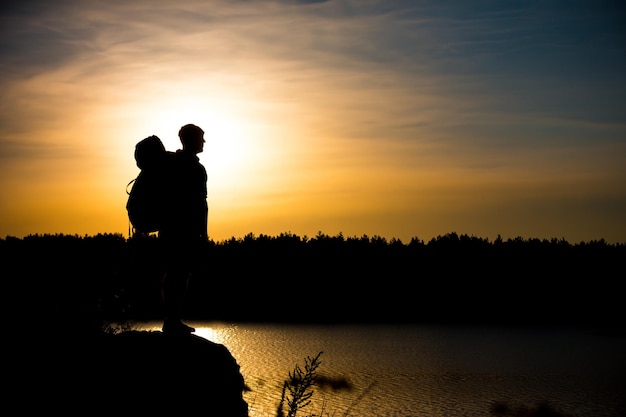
[159,123,208,335]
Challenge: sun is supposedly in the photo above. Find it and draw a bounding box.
[201,110,257,180]
[135,96,264,189]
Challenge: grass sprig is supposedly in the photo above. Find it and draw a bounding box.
[276,351,323,417]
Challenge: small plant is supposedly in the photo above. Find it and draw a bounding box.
[102,320,132,335]
[276,351,323,417]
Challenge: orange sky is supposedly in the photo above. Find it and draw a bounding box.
[1,1,625,243]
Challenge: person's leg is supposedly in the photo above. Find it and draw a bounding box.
[161,269,195,334]
[160,239,195,334]
[162,270,184,318]
[161,235,195,333]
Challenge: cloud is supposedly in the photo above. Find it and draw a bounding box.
[1,0,624,241]
[0,139,75,162]
[280,0,330,4]
[2,1,624,148]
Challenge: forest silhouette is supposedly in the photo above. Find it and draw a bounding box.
[4,231,624,333]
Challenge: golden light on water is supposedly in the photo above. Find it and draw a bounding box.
[123,322,626,417]
[132,321,233,347]
[194,325,229,346]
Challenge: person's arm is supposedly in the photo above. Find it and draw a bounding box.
[201,201,208,239]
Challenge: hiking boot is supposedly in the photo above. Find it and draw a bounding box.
[162,320,195,335]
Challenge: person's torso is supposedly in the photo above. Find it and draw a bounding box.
[161,151,207,235]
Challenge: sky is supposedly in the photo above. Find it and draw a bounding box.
[1,0,625,244]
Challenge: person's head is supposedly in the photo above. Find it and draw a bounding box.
[178,124,205,154]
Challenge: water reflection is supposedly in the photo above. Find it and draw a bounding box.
[130,322,626,417]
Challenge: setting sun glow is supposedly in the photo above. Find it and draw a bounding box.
[1,1,625,244]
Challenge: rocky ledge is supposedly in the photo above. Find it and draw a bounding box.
[25,330,250,416]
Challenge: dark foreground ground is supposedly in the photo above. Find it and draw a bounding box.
[14,330,250,416]
[5,227,625,416]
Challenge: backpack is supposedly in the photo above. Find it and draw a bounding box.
[126,135,175,235]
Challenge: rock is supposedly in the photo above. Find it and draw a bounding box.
[33,331,249,416]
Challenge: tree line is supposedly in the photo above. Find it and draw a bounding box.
[3,231,624,332]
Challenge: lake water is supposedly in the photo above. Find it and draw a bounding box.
[133,322,626,417]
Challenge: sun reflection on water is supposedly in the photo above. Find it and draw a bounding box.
[131,321,232,346]
[194,325,227,345]
[124,322,626,417]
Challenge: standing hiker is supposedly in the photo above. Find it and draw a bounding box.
[159,123,208,334]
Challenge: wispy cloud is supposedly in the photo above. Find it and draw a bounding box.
[1,0,625,241]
